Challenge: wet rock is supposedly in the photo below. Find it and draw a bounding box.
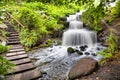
[80,46,86,51]
[96,47,101,50]
[84,45,88,48]
[91,53,97,56]
[41,70,47,74]
[68,57,98,80]
[59,46,61,48]
[67,47,75,54]
[64,22,69,28]
[75,49,79,52]
[59,17,67,21]
[77,51,83,55]
[84,52,90,55]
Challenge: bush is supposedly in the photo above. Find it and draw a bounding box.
[98,30,118,58]
[82,5,104,32]
[19,28,47,47]
[111,0,120,18]
[0,45,8,53]
[0,56,14,78]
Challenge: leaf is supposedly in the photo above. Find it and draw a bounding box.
[94,0,101,8]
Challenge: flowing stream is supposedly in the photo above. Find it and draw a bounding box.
[27,11,105,80]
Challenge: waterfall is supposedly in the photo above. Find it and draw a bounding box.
[31,11,104,80]
[62,12,97,47]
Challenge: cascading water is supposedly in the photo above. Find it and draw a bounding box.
[27,11,105,80]
[62,13,97,47]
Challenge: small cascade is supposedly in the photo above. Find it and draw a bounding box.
[62,29,97,47]
[69,21,83,29]
[62,12,97,47]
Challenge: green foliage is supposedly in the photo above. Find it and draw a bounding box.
[0,45,9,53]
[19,28,47,47]
[45,39,54,47]
[81,0,116,32]
[82,5,104,31]
[111,0,120,17]
[106,29,118,53]
[0,56,14,77]
[98,30,118,58]
[22,2,80,19]
[0,29,7,43]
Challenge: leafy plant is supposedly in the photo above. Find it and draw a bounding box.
[0,56,14,79]
[0,45,9,53]
[111,0,120,18]
[98,30,118,58]
[82,5,105,32]
[19,28,47,47]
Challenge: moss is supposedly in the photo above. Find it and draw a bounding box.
[67,47,75,54]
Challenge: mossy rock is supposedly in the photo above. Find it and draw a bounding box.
[67,47,75,54]
[77,51,83,55]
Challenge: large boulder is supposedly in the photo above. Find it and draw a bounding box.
[68,57,98,80]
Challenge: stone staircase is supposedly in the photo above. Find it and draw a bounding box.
[4,22,42,80]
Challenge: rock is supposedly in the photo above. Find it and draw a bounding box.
[84,45,88,48]
[84,52,90,55]
[68,57,98,80]
[96,47,101,50]
[75,49,79,52]
[64,22,69,28]
[77,51,83,55]
[91,53,97,56]
[59,17,67,21]
[80,46,86,51]
[67,47,75,54]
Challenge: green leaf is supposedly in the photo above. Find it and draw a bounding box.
[94,0,101,8]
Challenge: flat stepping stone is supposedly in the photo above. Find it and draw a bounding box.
[7,63,35,74]
[12,58,31,65]
[10,34,19,36]
[6,69,42,80]
[10,45,23,49]
[6,51,26,57]
[8,38,19,42]
[6,54,28,61]
[9,48,25,52]
[7,41,20,45]
[9,32,18,34]
[7,36,19,39]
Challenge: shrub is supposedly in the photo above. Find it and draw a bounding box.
[0,56,14,78]
[98,30,118,58]
[0,45,9,53]
[111,0,120,18]
[19,28,47,47]
[82,5,104,32]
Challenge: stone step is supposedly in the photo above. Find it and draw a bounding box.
[6,51,26,57]
[6,54,28,61]
[7,29,16,32]
[12,58,31,65]
[7,63,35,74]
[6,69,42,80]
[10,45,23,49]
[7,41,20,45]
[10,34,19,36]
[8,38,19,42]
[9,32,18,34]
[9,48,25,52]
[7,36,19,39]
